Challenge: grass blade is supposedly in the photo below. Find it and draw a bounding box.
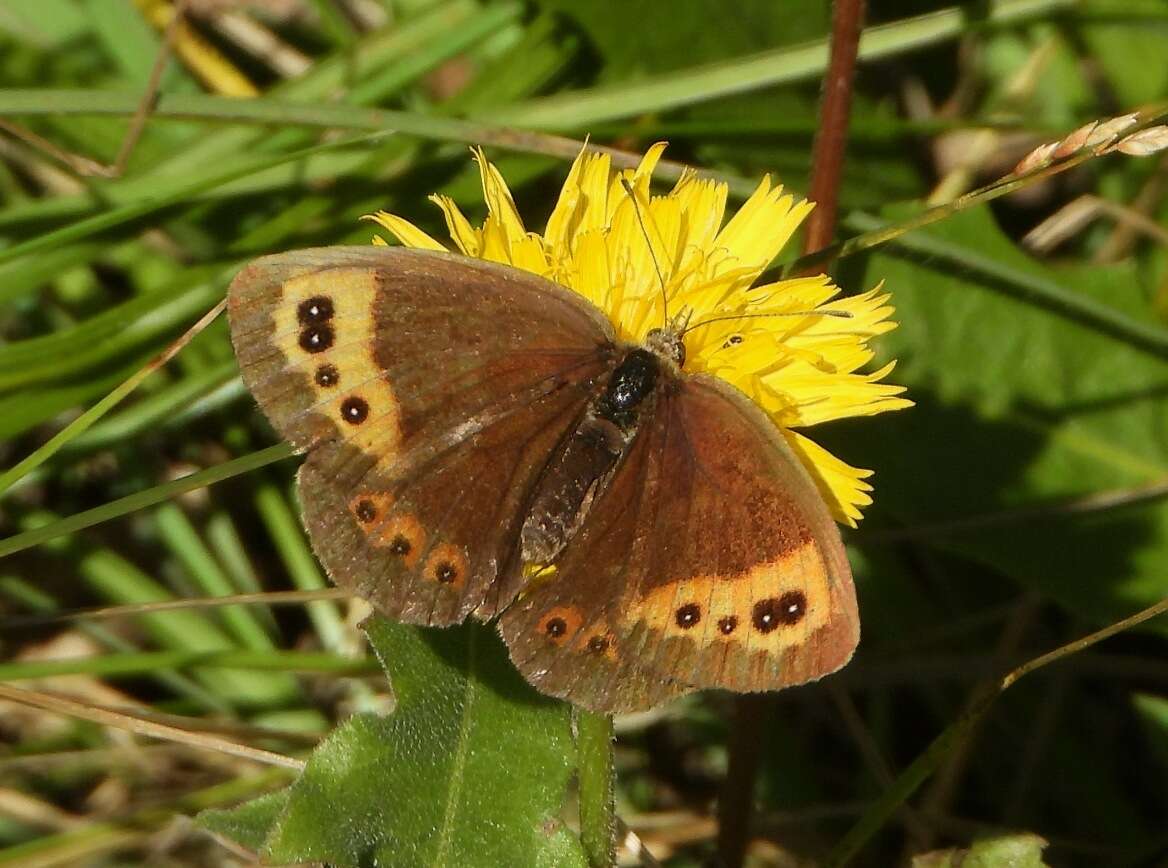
[0,444,293,560]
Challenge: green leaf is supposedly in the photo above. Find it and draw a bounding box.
[254,619,581,867]
[534,822,589,868]
[912,833,1050,867]
[198,790,290,852]
[851,204,1168,622]
[1133,693,1168,773]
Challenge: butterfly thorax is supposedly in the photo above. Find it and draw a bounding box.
[519,343,672,568]
[644,327,686,369]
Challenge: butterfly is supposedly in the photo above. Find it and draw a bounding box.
[228,246,859,712]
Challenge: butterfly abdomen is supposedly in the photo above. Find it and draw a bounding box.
[519,348,661,566]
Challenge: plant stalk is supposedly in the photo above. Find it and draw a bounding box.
[576,710,616,868]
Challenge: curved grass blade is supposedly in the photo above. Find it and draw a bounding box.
[0,300,225,498]
[0,649,376,682]
[0,443,293,560]
[0,132,388,268]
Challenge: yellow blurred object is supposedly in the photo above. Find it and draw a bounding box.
[137,0,259,97]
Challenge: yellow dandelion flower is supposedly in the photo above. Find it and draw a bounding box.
[367,144,911,526]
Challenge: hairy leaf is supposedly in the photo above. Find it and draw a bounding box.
[200,620,583,867]
[912,833,1050,867]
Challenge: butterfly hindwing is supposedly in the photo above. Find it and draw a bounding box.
[229,247,617,624]
[499,373,858,713]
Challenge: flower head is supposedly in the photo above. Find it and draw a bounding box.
[369,144,911,525]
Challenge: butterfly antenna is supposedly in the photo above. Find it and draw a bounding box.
[680,309,853,337]
[620,177,670,327]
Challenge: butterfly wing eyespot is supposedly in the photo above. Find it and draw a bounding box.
[315,364,340,388]
[586,635,610,654]
[423,544,469,589]
[297,296,334,324]
[375,512,426,568]
[298,324,334,353]
[536,606,584,646]
[339,396,370,425]
[349,492,392,526]
[230,246,618,629]
[499,372,857,714]
[754,591,808,632]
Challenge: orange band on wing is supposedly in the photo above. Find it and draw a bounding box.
[271,269,403,465]
[623,538,833,653]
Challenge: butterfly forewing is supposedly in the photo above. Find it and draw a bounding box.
[229,247,617,624]
[499,372,858,713]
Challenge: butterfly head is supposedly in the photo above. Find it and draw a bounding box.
[644,326,686,369]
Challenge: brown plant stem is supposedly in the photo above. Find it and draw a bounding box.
[716,2,867,866]
[0,683,304,770]
[112,0,191,176]
[804,0,867,257]
[716,695,770,867]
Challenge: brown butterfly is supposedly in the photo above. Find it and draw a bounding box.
[228,246,858,712]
